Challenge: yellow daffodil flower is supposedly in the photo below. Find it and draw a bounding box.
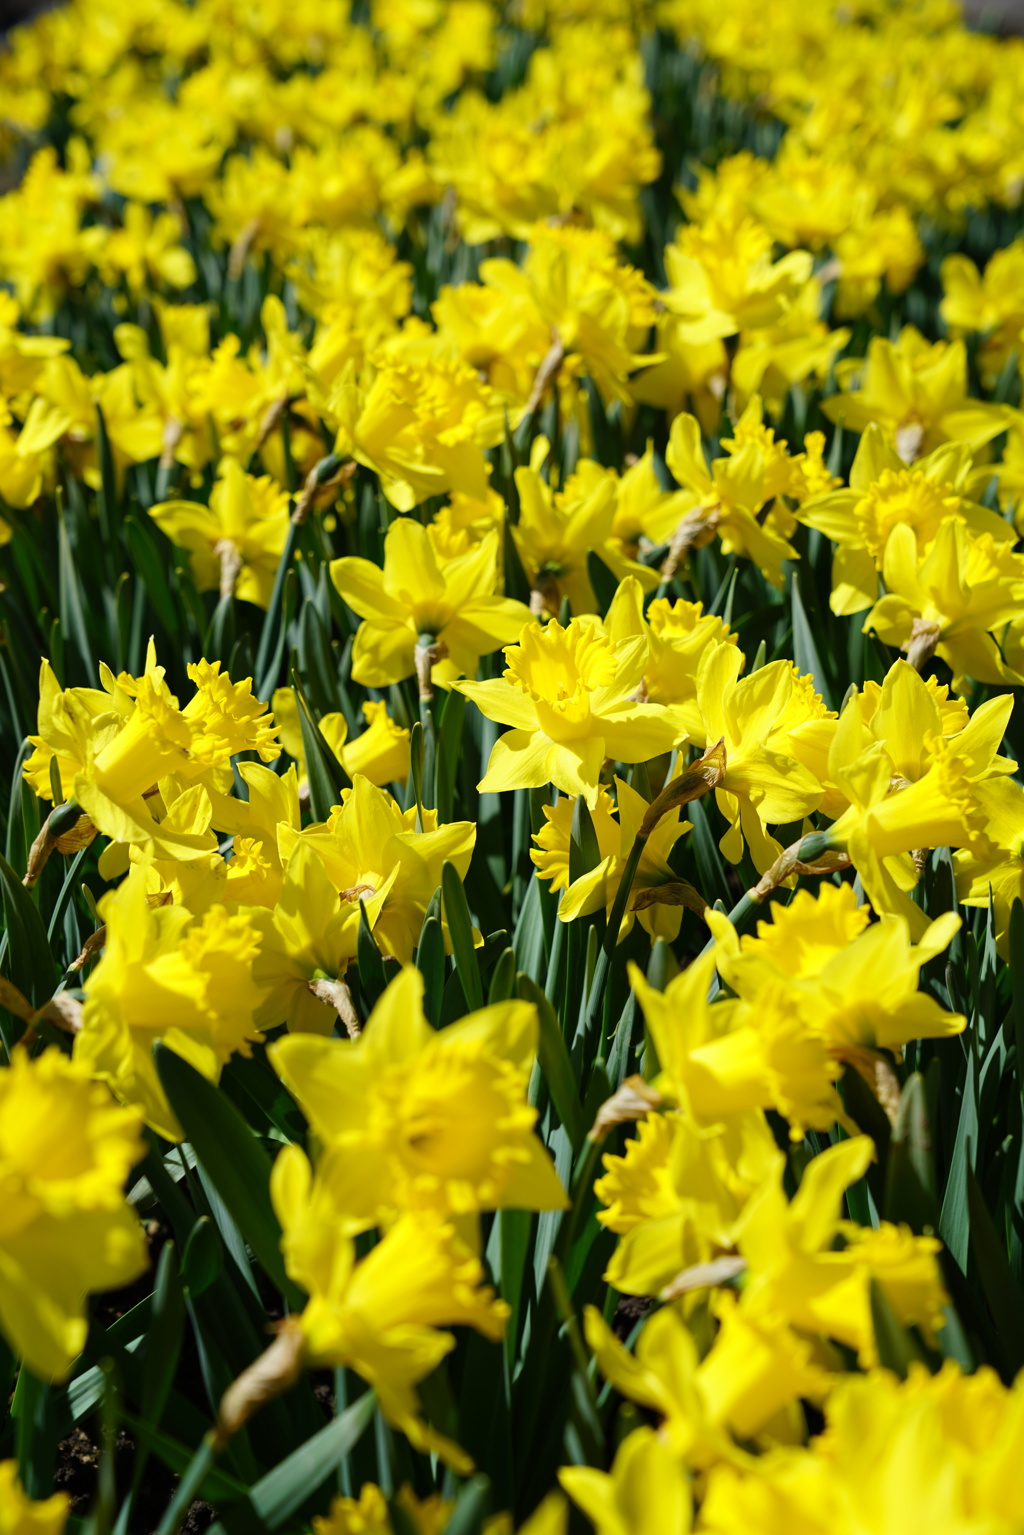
[511,462,657,618]
[581,1303,734,1469]
[709,885,965,1070]
[428,488,505,561]
[25,658,201,860]
[662,214,813,342]
[77,868,269,1139]
[106,322,216,475]
[629,947,846,1137]
[298,774,476,963]
[252,837,394,1036]
[298,228,413,380]
[271,1146,508,1469]
[831,206,924,319]
[798,424,1013,616]
[273,688,410,791]
[183,659,281,776]
[584,1298,823,1461]
[721,396,833,509]
[595,1146,946,1470]
[560,1428,692,1535]
[696,1290,835,1443]
[150,458,291,609]
[270,964,566,1226]
[313,1483,451,1535]
[822,327,1008,463]
[595,1104,781,1297]
[859,658,1015,788]
[0,1049,146,1380]
[604,444,697,562]
[864,518,1024,692]
[529,785,619,894]
[693,645,823,872]
[325,352,503,511]
[428,40,658,246]
[0,395,69,509]
[491,224,660,409]
[821,675,1010,933]
[603,575,741,740]
[665,412,798,589]
[25,651,279,860]
[941,239,1024,388]
[736,1137,948,1365]
[732,283,850,415]
[955,776,1024,957]
[186,759,301,911]
[534,776,694,943]
[630,311,727,434]
[0,291,69,399]
[0,1460,69,1535]
[331,519,529,689]
[118,782,222,905]
[0,142,99,319]
[632,888,962,1139]
[432,265,552,409]
[861,668,969,739]
[700,1361,1024,1535]
[459,618,686,808]
[91,201,196,298]
[341,702,411,786]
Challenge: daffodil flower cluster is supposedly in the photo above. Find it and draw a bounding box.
[5,0,1024,1526]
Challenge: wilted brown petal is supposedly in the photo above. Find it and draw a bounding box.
[660,1255,747,1301]
[639,738,726,839]
[589,1074,664,1140]
[218,1318,306,1443]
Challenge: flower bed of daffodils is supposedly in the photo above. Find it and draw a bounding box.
[4,0,1024,1531]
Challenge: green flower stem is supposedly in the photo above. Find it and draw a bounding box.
[153,1431,222,1535]
[582,831,646,1038]
[254,518,301,697]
